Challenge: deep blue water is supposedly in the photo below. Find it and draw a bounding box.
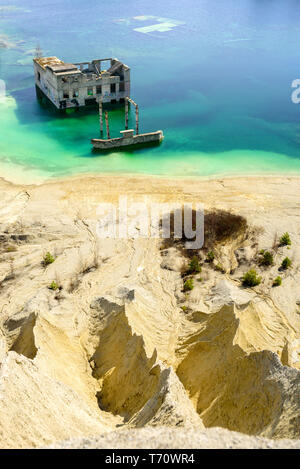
[1,0,300,181]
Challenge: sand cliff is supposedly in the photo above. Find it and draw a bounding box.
[0,174,299,448]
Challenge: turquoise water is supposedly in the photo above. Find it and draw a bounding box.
[1,0,300,182]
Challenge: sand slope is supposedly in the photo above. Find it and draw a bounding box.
[0,175,299,448]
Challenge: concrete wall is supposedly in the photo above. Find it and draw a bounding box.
[34,59,130,109]
[91,130,164,150]
[34,62,60,107]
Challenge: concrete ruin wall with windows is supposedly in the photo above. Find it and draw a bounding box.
[33,57,130,109]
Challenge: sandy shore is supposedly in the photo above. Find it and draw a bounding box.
[1,173,299,237]
[1,171,300,204]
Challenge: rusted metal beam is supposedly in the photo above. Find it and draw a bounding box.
[105,111,110,139]
[127,97,137,107]
[125,98,129,130]
[126,97,139,135]
[135,105,139,135]
[99,100,103,136]
[74,58,112,65]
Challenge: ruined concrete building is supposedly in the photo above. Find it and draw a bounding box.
[33,57,130,109]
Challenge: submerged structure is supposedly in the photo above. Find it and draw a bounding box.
[33,56,130,109]
[33,55,164,150]
[91,97,164,151]
[91,129,164,151]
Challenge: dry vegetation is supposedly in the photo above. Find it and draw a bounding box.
[161,208,249,257]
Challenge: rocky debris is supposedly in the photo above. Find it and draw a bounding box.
[161,247,187,272]
[129,367,203,429]
[48,426,300,449]
[0,352,112,449]
[176,305,300,438]
[208,279,254,311]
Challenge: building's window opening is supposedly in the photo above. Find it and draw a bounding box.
[101,59,111,72]
[62,77,67,83]
[96,85,102,95]
[73,90,79,98]
[85,98,96,106]
[110,83,116,93]
[119,82,125,92]
[37,71,41,82]
[87,88,93,96]
[63,92,69,99]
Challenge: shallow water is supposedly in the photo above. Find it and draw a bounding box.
[1,0,300,182]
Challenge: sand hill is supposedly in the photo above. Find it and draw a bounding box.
[0,174,299,448]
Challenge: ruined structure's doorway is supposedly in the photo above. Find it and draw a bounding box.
[85,98,97,106]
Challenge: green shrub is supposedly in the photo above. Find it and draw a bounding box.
[259,250,274,266]
[281,257,292,270]
[242,269,262,287]
[273,276,282,287]
[6,245,17,253]
[181,306,188,312]
[183,278,194,292]
[187,256,201,274]
[279,232,291,246]
[44,252,55,266]
[206,251,215,263]
[215,263,225,273]
[197,277,203,282]
[49,281,59,291]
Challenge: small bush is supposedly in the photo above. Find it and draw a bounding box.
[160,209,248,256]
[197,277,203,282]
[259,251,274,266]
[281,257,292,270]
[181,306,188,312]
[49,281,59,291]
[6,245,17,253]
[183,278,194,292]
[280,232,291,246]
[206,251,215,263]
[273,276,282,287]
[44,252,55,266]
[187,256,201,274]
[242,269,262,287]
[204,210,248,246]
[215,263,225,273]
